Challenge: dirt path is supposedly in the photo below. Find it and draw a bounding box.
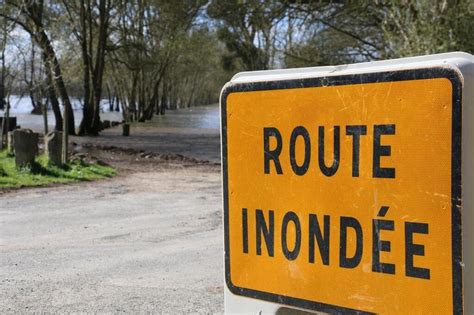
[0,148,224,313]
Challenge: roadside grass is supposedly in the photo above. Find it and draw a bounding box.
[0,150,116,189]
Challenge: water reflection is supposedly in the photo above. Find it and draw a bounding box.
[154,105,220,130]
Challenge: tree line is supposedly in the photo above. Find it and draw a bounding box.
[0,0,472,137]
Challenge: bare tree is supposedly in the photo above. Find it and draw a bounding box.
[62,0,113,135]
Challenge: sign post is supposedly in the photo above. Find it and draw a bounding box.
[221,52,474,314]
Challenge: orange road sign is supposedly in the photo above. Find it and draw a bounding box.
[221,68,462,314]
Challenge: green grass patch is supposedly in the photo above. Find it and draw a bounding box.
[0,150,116,189]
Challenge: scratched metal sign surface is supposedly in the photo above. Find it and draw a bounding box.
[221,68,462,314]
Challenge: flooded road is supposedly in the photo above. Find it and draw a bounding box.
[153,106,220,130]
[0,96,122,133]
[2,102,221,162]
[1,96,219,133]
[72,105,221,163]
[8,111,123,133]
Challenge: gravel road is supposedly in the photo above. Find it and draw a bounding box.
[1,105,226,313]
[0,153,224,313]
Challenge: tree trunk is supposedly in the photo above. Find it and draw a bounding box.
[42,99,48,135]
[140,75,162,122]
[43,54,62,131]
[160,76,167,115]
[129,75,138,121]
[91,0,109,134]
[29,39,42,114]
[78,0,92,136]
[77,0,110,135]
[0,16,5,111]
[35,28,75,135]
[114,95,120,112]
[107,82,113,112]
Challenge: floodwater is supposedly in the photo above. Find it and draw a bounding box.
[1,111,123,133]
[153,105,220,130]
[0,95,122,132]
[71,104,221,162]
[0,95,219,132]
